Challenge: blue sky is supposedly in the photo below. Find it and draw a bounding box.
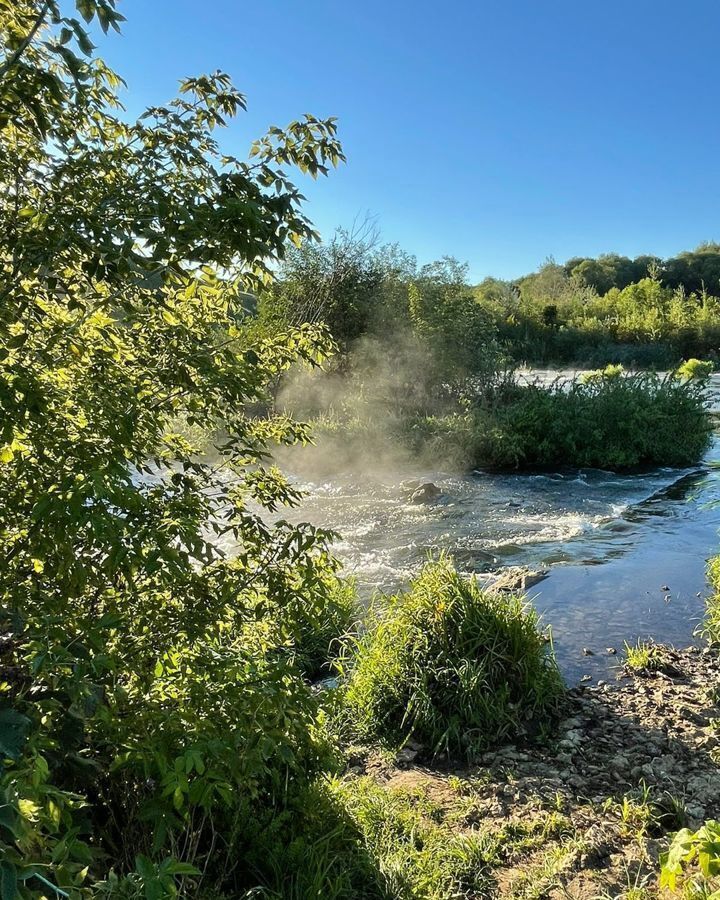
[94,0,720,280]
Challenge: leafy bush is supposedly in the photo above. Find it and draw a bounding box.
[490,259,720,365]
[339,559,563,758]
[500,370,711,469]
[402,407,524,470]
[677,357,714,381]
[660,820,720,895]
[0,3,348,896]
[579,363,625,383]
[407,371,711,471]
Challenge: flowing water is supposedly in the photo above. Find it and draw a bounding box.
[268,372,720,682]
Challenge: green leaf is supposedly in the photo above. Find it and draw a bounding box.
[145,880,163,900]
[135,855,154,880]
[75,0,97,23]
[163,862,201,876]
[0,794,19,840]
[0,862,17,900]
[0,709,31,761]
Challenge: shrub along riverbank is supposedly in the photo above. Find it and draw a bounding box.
[263,230,720,369]
[338,559,563,758]
[302,365,713,474]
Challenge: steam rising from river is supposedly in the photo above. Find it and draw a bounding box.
[273,333,451,477]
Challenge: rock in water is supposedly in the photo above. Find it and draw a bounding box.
[482,566,549,593]
[409,482,441,504]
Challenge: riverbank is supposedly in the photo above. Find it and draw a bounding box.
[335,643,720,898]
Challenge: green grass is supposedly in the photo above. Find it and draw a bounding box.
[288,575,359,680]
[236,780,388,899]
[704,555,720,646]
[623,639,664,672]
[338,558,564,759]
[331,777,495,900]
[236,776,503,899]
[234,772,687,899]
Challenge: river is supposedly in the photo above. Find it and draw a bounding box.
[273,372,720,682]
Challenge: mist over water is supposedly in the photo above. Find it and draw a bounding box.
[265,371,720,681]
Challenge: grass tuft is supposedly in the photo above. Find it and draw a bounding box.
[703,555,720,646]
[623,639,664,673]
[338,557,564,759]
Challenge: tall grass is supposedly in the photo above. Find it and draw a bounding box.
[288,575,359,679]
[332,777,495,899]
[407,369,712,471]
[237,781,387,899]
[703,556,720,645]
[239,775,501,899]
[338,558,563,759]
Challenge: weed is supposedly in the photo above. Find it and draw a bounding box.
[660,819,720,895]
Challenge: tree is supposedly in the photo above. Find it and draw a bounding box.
[409,258,502,386]
[261,219,390,350]
[664,244,720,294]
[518,257,570,303]
[0,1,346,894]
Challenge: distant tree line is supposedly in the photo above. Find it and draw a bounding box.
[263,233,720,367]
[559,243,720,296]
